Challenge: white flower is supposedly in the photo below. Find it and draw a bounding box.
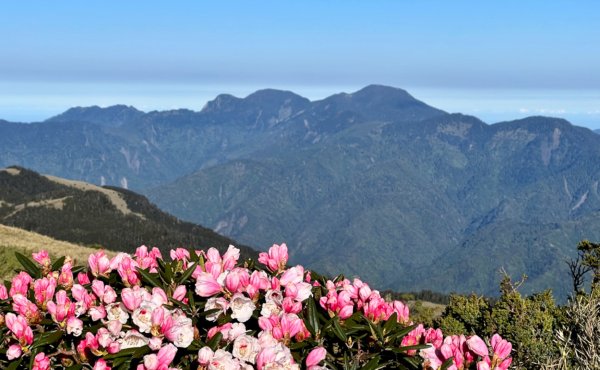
[230,293,256,323]
[119,330,149,349]
[227,323,247,341]
[106,303,129,324]
[208,349,241,370]
[293,282,313,302]
[168,315,194,348]
[265,289,284,305]
[205,297,229,322]
[132,302,156,333]
[232,334,260,364]
[260,301,281,318]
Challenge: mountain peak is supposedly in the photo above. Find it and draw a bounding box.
[47,105,144,127]
[315,84,446,122]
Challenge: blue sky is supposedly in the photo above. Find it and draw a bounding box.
[1,1,599,128]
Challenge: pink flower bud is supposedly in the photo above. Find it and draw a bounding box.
[198,346,214,365]
[467,335,489,358]
[306,347,327,368]
[7,344,22,360]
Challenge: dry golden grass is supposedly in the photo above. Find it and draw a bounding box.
[0,224,116,279]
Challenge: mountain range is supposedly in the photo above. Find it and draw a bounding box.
[1,85,600,298]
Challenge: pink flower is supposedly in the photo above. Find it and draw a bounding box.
[195,271,222,297]
[198,346,214,365]
[170,248,190,261]
[58,261,74,288]
[5,313,34,346]
[32,352,51,370]
[67,316,84,336]
[491,334,512,360]
[12,294,40,321]
[258,243,289,273]
[143,344,177,370]
[33,277,57,307]
[32,250,51,268]
[306,347,327,369]
[121,286,145,311]
[117,255,141,286]
[47,290,74,323]
[7,344,22,360]
[10,271,33,297]
[89,250,112,277]
[467,335,489,358]
[93,359,111,370]
[0,284,8,300]
[172,285,187,301]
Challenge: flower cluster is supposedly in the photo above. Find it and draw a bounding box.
[0,243,513,369]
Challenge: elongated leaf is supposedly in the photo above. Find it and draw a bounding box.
[31,330,62,349]
[6,357,23,370]
[207,332,223,350]
[51,256,66,271]
[136,267,161,287]
[389,323,418,341]
[178,263,196,284]
[361,356,382,370]
[306,296,320,336]
[15,252,41,277]
[383,312,397,333]
[393,344,430,353]
[331,317,347,342]
[440,358,455,370]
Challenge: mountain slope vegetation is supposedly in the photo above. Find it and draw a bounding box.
[1,86,600,297]
[0,167,257,259]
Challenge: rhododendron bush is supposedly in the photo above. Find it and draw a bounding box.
[0,243,513,369]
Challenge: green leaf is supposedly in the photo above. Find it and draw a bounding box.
[6,357,23,370]
[51,256,66,271]
[66,365,84,370]
[15,252,41,278]
[31,330,63,349]
[331,317,347,342]
[207,332,223,350]
[383,312,397,333]
[178,263,196,284]
[389,323,418,341]
[440,358,455,370]
[361,355,383,370]
[393,344,430,353]
[136,267,162,287]
[306,297,320,336]
[366,318,384,343]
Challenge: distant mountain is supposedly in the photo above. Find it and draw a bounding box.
[595,129,600,134]
[147,114,600,298]
[0,167,257,259]
[1,85,599,298]
[46,105,145,127]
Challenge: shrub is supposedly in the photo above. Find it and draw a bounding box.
[0,244,512,369]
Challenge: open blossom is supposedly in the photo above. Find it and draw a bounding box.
[142,343,177,370]
[230,293,256,323]
[7,343,22,360]
[165,313,194,348]
[232,334,261,364]
[33,277,57,307]
[5,313,34,346]
[195,271,223,297]
[10,271,33,297]
[205,297,229,321]
[258,243,289,273]
[32,352,51,370]
[32,250,51,268]
[67,316,83,336]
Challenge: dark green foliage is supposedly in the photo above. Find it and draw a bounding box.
[0,167,257,259]
[438,275,563,369]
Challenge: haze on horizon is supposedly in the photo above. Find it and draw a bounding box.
[1,1,599,128]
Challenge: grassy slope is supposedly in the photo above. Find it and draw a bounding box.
[0,224,115,280]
